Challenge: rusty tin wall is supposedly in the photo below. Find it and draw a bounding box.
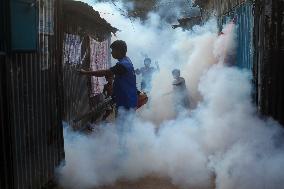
[254,0,284,125]
[0,0,65,188]
[0,0,8,53]
[0,56,14,189]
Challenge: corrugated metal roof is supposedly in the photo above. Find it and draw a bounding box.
[63,0,118,37]
[194,0,210,8]
[197,0,248,16]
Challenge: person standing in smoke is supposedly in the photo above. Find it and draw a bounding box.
[78,40,137,116]
[172,69,190,112]
[135,57,159,93]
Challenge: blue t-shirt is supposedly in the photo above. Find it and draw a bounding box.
[111,57,137,109]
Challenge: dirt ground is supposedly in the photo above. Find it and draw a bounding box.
[96,176,181,189]
[96,175,216,189]
[54,175,216,189]
[53,177,181,189]
[60,111,216,189]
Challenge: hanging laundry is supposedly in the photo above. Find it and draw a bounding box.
[90,37,110,96]
[63,34,82,65]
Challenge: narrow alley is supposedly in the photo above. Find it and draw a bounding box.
[1,0,284,189]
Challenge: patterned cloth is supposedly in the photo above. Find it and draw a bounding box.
[90,37,110,96]
[63,34,82,65]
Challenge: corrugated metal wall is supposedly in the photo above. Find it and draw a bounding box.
[219,1,256,102]
[205,0,254,72]
[0,56,14,189]
[0,0,8,53]
[254,0,284,125]
[235,2,254,70]
[0,1,11,187]
[204,0,284,126]
[0,0,65,188]
[219,1,254,70]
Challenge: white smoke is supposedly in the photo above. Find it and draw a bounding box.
[58,1,284,189]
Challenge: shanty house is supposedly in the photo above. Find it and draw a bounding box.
[194,0,284,126]
[62,0,117,129]
[0,0,117,188]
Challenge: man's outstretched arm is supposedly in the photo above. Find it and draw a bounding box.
[78,69,113,77]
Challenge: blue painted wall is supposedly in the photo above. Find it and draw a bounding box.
[220,2,254,71]
[10,0,37,51]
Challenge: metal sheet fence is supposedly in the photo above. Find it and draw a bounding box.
[219,1,254,70]
[254,0,284,125]
[218,1,256,104]
[0,0,8,53]
[218,0,284,126]
[0,0,65,188]
[0,56,14,189]
[235,2,254,70]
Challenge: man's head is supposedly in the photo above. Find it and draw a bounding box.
[172,69,180,79]
[110,40,127,59]
[144,58,151,67]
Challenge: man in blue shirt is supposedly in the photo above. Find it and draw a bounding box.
[78,40,137,112]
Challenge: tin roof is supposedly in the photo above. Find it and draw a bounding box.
[63,0,118,39]
[193,0,209,8]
